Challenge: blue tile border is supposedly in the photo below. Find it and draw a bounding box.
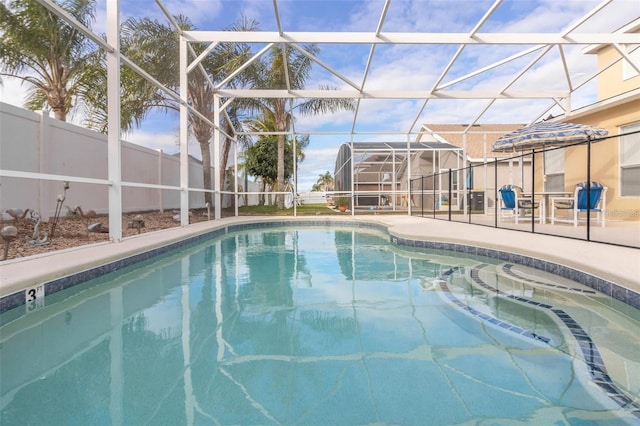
[390,236,640,311]
[461,263,640,417]
[501,264,597,294]
[1,218,639,417]
[437,266,551,344]
[0,220,387,314]
[2,227,228,314]
[1,219,638,315]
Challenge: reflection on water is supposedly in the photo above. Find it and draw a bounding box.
[1,227,639,425]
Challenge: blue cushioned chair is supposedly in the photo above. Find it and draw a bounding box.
[499,185,544,224]
[550,182,607,227]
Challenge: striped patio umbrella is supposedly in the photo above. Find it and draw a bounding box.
[492,122,608,152]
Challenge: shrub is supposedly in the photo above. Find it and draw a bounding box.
[333,196,350,207]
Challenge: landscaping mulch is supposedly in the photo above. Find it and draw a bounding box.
[0,209,214,261]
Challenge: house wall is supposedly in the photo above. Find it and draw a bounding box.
[558,100,640,221]
[596,44,640,100]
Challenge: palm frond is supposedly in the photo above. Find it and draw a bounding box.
[0,0,98,120]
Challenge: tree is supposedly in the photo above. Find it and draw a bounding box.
[245,133,308,205]
[245,45,354,209]
[245,136,284,205]
[315,171,334,192]
[219,99,254,202]
[89,15,258,206]
[0,0,102,121]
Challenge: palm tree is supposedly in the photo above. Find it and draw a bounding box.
[245,115,309,204]
[219,99,254,202]
[316,171,334,192]
[245,45,354,209]
[88,15,257,205]
[0,0,102,121]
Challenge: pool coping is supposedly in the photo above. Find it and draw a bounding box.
[1,215,639,314]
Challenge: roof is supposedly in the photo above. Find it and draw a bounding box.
[562,87,640,121]
[584,18,640,54]
[420,124,525,159]
[342,141,461,152]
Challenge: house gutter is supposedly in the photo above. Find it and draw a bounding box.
[560,88,640,121]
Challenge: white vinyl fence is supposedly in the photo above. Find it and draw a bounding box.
[0,102,256,220]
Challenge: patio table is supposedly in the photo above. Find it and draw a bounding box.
[523,191,572,224]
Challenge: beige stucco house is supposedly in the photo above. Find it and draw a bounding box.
[542,19,640,222]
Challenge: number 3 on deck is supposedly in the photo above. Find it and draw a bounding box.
[25,285,45,313]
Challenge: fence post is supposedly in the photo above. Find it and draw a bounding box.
[158,149,163,213]
[494,158,498,228]
[531,149,535,233]
[38,110,49,218]
[421,176,424,218]
[448,168,452,221]
[468,163,472,224]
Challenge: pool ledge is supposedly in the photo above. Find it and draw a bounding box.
[1,216,638,312]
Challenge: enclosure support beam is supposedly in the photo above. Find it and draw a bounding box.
[107,0,122,240]
[179,37,190,226]
[234,142,239,217]
[463,133,468,216]
[406,134,412,216]
[350,137,355,216]
[214,95,222,220]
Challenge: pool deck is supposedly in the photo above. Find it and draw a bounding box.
[1,215,639,301]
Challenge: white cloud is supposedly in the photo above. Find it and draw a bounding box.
[125,130,182,154]
[383,0,494,32]
[3,0,637,192]
[0,76,27,108]
[162,0,225,27]
[296,143,345,191]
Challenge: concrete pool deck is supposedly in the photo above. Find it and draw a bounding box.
[1,215,639,304]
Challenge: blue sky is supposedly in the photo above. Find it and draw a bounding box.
[1,0,638,191]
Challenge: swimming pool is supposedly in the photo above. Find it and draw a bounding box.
[1,225,639,424]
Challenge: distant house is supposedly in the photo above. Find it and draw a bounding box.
[333,140,461,209]
[416,124,528,212]
[333,124,529,212]
[548,18,640,221]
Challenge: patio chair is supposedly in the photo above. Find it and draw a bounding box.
[498,185,544,224]
[550,182,607,227]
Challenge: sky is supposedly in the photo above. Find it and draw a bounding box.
[1,0,639,191]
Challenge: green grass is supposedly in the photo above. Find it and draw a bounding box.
[223,203,345,216]
[222,203,412,216]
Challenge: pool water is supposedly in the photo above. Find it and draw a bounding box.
[1,227,639,425]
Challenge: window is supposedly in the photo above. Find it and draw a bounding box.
[623,44,640,80]
[620,122,640,196]
[544,147,564,192]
